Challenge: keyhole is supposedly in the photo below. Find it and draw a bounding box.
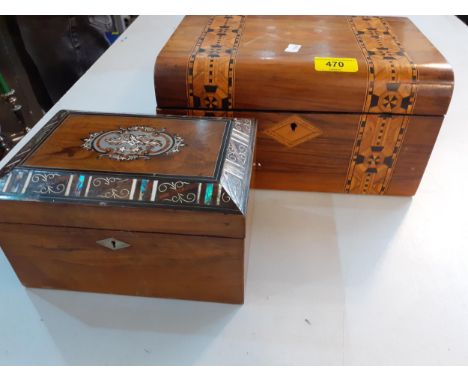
[111,240,117,249]
[290,122,297,132]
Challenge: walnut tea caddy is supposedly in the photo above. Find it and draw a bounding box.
[0,111,256,304]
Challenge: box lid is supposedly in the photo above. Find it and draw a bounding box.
[0,111,256,238]
[155,16,454,116]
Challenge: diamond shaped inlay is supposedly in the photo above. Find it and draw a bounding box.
[96,238,130,251]
[264,115,322,148]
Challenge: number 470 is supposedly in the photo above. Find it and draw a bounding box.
[326,61,344,68]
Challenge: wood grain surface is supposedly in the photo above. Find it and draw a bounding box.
[0,200,246,238]
[0,223,245,303]
[25,113,228,177]
[155,16,453,116]
[159,109,443,195]
[155,15,453,195]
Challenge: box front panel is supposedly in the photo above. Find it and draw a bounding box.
[0,223,244,304]
[158,108,443,196]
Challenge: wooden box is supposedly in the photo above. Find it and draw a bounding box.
[0,110,256,304]
[155,16,454,195]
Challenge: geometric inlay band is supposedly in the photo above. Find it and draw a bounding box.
[344,113,410,194]
[345,16,419,194]
[186,15,246,112]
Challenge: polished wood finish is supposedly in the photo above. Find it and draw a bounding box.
[155,16,453,195]
[158,109,443,195]
[26,113,228,177]
[0,111,256,304]
[155,16,453,116]
[0,200,245,238]
[0,223,244,304]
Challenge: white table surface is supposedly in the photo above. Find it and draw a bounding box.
[0,15,467,365]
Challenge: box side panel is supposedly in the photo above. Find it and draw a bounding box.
[158,108,443,196]
[0,223,244,304]
[386,115,443,195]
[243,188,255,288]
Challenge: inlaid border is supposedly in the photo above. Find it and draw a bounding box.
[0,111,256,215]
[0,168,239,211]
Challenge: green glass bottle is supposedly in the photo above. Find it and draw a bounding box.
[0,72,11,94]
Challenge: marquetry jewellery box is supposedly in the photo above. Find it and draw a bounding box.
[0,110,256,304]
[155,16,454,195]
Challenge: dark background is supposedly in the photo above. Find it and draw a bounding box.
[0,15,136,159]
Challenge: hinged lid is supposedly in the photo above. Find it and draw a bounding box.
[0,111,256,237]
[155,16,454,116]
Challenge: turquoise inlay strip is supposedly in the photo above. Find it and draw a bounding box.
[139,179,149,201]
[74,175,85,196]
[204,183,213,205]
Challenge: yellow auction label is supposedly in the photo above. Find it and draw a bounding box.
[314,57,359,72]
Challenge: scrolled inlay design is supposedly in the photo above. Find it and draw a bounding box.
[82,126,184,161]
[0,111,256,214]
[158,181,197,204]
[100,188,131,200]
[31,173,66,195]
